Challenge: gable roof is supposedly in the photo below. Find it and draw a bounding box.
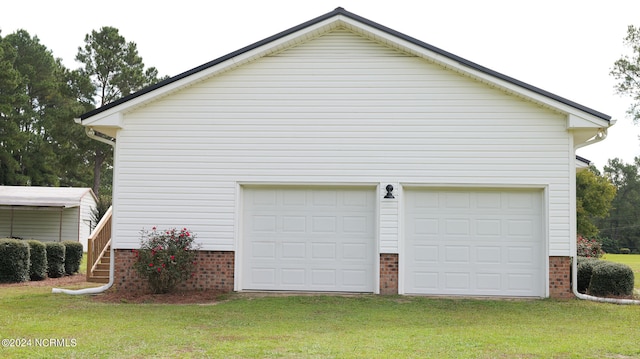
[79,7,610,124]
[0,186,95,208]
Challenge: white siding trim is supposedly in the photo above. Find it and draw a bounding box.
[380,182,399,254]
[397,183,551,296]
[234,182,242,292]
[569,136,577,257]
[237,184,379,292]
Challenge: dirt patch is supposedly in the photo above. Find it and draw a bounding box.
[0,273,87,288]
[0,274,226,304]
[92,288,226,304]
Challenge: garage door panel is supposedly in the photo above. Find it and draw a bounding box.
[282,242,305,258]
[283,216,306,232]
[476,246,502,263]
[405,188,544,297]
[281,269,305,285]
[414,245,438,263]
[444,246,470,263]
[251,242,276,258]
[242,187,375,292]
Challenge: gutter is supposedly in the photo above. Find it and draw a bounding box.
[571,124,640,304]
[53,125,116,296]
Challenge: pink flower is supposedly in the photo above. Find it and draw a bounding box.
[149,263,154,267]
[170,255,175,261]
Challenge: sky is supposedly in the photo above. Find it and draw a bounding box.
[2,0,640,169]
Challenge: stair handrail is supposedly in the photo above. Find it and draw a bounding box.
[87,206,112,280]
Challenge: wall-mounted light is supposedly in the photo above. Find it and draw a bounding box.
[384,184,395,199]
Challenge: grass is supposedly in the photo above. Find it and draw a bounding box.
[79,253,87,275]
[601,253,640,289]
[1,284,640,359]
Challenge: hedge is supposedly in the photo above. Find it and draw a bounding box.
[26,240,47,281]
[45,242,66,278]
[576,257,603,293]
[588,261,635,297]
[63,241,83,275]
[0,239,30,283]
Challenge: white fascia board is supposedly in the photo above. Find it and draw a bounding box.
[81,112,123,128]
[567,113,610,129]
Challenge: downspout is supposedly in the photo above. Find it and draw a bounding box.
[572,127,640,304]
[53,126,116,295]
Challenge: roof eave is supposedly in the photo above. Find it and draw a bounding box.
[78,7,610,124]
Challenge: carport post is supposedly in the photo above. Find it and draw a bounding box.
[59,207,63,242]
[9,207,14,238]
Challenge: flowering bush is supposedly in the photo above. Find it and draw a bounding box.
[577,235,604,258]
[132,227,199,293]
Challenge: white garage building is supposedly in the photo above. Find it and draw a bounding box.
[78,8,610,297]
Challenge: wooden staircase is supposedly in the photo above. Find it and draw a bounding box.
[90,246,111,283]
[87,206,112,283]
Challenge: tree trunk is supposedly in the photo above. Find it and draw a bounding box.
[92,148,105,196]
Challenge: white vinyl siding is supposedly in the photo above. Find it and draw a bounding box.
[112,29,570,255]
[0,207,79,242]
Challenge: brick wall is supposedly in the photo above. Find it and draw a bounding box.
[113,250,569,298]
[380,253,398,295]
[549,256,573,299]
[113,249,234,293]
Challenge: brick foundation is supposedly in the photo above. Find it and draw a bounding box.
[113,249,234,293]
[113,250,570,298]
[380,253,399,295]
[549,256,573,299]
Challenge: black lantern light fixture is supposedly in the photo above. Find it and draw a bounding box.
[384,184,395,199]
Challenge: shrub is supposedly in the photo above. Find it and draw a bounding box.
[620,248,631,254]
[63,241,84,275]
[588,261,635,297]
[576,257,603,293]
[577,235,603,258]
[45,242,66,278]
[0,239,30,283]
[132,227,199,294]
[27,240,47,281]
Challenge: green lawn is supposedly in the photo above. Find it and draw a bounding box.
[1,282,640,358]
[602,253,640,289]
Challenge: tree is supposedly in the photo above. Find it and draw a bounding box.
[0,30,85,187]
[600,158,640,252]
[576,166,616,237]
[75,26,166,194]
[0,31,24,185]
[611,25,640,123]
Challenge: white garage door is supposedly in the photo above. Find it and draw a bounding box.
[242,187,376,292]
[404,188,544,297]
